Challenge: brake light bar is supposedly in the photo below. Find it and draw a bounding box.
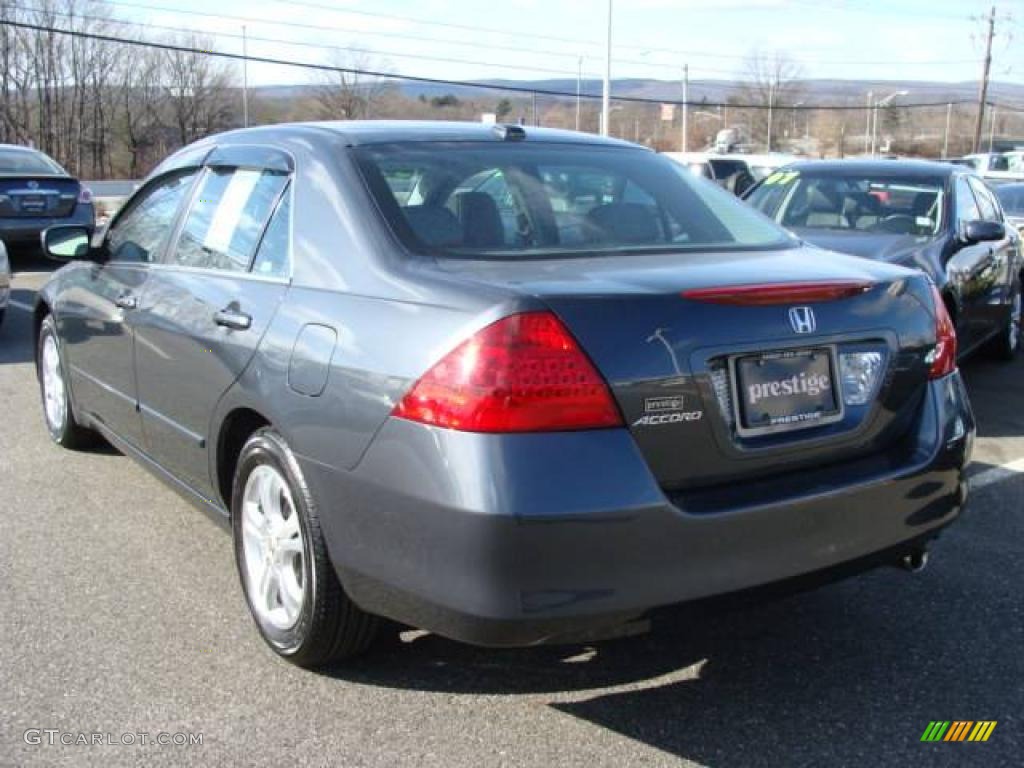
[681,280,874,306]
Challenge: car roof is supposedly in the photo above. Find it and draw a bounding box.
[290,120,642,149]
[781,158,963,178]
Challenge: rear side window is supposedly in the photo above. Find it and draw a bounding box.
[355,142,791,258]
[107,171,198,263]
[251,189,291,278]
[170,167,288,271]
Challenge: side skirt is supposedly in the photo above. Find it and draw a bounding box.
[90,418,231,531]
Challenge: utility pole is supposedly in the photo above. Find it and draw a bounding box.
[242,25,249,128]
[864,90,872,154]
[681,63,689,152]
[972,5,995,153]
[575,56,582,132]
[943,102,952,159]
[532,91,538,126]
[766,81,774,152]
[601,0,612,137]
[988,105,997,151]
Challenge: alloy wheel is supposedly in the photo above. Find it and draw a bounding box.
[41,334,67,433]
[240,464,306,631]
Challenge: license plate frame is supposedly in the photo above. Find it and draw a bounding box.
[728,345,844,437]
[18,194,46,213]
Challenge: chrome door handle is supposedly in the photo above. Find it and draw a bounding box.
[115,293,137,310]
[213,307,252,331]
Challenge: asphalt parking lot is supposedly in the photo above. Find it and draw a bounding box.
[1,255,1021,768]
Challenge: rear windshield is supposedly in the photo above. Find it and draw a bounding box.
[0,148,63,175]
[354,142,792,259]
[746,171,946,236]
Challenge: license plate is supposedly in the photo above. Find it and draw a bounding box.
[731,347,842,436]
[19,194,46,212]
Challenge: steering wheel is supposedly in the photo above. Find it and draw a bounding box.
[870,214,917,234]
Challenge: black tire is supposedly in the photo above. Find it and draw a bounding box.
[231,428,378,667]
[36,314,95,449]
[987,281,1021,361]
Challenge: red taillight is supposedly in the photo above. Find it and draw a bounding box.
[928,286,957,379]
[393,312,622,433]
[681,280,874,305]
[77,186,93,204]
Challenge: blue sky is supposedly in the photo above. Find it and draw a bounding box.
[110,0,1021,89]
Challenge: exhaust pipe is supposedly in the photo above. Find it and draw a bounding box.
[900,548,929,573]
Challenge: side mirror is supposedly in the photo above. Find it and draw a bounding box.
[962,220,1005,244]
[41,225,93,262]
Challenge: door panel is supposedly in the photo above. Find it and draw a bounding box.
[59,263,147,446]
[134,272,287,496]
[133,165,291,497]
[58,170,199,446]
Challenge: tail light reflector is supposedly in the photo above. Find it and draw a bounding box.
[682,280,874,305]
[393,312,622,433]
[927,286,957,379]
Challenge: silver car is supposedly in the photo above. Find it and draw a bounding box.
[0,238,9,327]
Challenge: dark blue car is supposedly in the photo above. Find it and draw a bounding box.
[33,123,973,667]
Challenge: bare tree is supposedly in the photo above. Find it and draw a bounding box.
[314,50,392,120]
[163,33,236,146]
[735,50,805,151]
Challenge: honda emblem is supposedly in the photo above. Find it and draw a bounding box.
[788,306,816,334]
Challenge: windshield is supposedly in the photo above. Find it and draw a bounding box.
[746,171,945,237]
[0,148,63,175]
[354,142,792,259]
[995,185,1024,215]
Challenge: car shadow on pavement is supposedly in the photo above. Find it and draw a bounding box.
[325,470,1022,766]
[960,354,1024,439]
[0,288,38,365]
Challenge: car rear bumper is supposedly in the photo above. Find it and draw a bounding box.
[0,204,95,243]
[302,371,974,647]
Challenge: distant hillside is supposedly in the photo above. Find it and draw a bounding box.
[253,78,1024,107]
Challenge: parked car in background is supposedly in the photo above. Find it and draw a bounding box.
[994,182,1024,234]
[0,239,9,327]
[745,160,1023,360]
[950,152,1024,184]
[663,152,797,196]
[0,144,95,249]
[35,123,972,668]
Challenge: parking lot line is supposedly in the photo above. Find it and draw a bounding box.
[8,298,34,312]
[970,458,1024,491]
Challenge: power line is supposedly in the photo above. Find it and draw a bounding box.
[12,0,998,101]
[94,0,985,70]
[1,18,1019,113]
[4,1,965,100]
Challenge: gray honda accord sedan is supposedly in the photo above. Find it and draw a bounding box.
[33,122,974,667]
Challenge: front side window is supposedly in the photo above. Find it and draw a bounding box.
[954,176,981,226]
[967,177,1001,223]
[107,171,198,263]
[170,167,288,271]
[747,171,945,237]
[355,142,791,259]
[995,184,1024,216]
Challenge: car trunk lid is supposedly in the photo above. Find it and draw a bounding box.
[440,246,937,492]
[0,176,80,218]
